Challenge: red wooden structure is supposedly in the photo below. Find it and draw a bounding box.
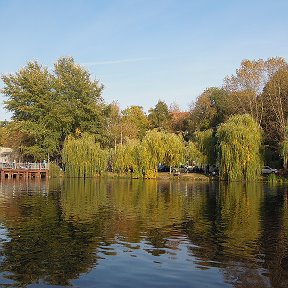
[0,163,49,180]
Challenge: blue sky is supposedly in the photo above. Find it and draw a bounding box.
[1,0,288,120]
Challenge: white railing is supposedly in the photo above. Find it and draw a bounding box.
[0,162,49,170]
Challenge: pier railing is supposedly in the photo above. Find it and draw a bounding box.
[0,162,49,170]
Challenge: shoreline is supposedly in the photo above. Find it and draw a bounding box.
[99,171,211,181]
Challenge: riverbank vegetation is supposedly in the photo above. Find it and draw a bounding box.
[1,56,288,180]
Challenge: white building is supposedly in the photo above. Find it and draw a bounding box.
[0,147,14,163]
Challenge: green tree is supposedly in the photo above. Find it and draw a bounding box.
[148,100,170,129]
[163,132,184,172]
[1,57,104,161]
[2,61,52,121]
[1,61,56,160]
[62,133,108,177]
[112,144,127,174]
[217,114,262,181]
[52,57,104,138]
[124,139,147,178]
[103,101,122,148]
[190,88,220,131]
[185,141,206,165]
[142,129,166,178]
[121,105,149,140]
[194,129,216,165]
[188,87,231,137]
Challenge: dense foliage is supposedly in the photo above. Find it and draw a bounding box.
[1,56,288,179]
[1,57,104,161]
[62,133,108,178]
[217,115,262,181]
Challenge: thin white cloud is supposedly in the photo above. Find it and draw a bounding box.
[82,57,160,67]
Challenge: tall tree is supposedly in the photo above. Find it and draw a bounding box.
[189,87,231,133]
[185,141,205,165]
[261,68,288,167]
[163,132,184,172]
[168,103,190,136]
[103,101,122,148]
[148,100,170,129]
[224,57,287,123]
[2,61,52,121]
[121,105,149,140]
[62,133,108,178]
[111,144,127,174]
[1,61,56,160]
[217,114,262,181]
[193,129,216,165]
[124,139,147,178]
[1,57,104,161]
[52,57,104,140]
[142,129,166,178]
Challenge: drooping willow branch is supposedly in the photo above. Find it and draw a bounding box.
[62,133,108,178]
[217,114,263,181]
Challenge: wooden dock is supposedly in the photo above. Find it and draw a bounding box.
[0,163,49,180]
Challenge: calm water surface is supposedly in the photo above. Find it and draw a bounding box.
[0,179,288,287]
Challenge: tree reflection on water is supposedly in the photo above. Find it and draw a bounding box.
[0,179,287,287]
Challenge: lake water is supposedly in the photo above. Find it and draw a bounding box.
[0,178,288,287]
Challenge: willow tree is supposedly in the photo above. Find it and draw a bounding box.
[217,114,262,181]
[125,139,147,178]
[163,132,184,172]
[185,141,205,165]
[194,129,216,165]
[112,144,127,174]
[62,133,108,177]
[111,140,147,178]
[142,130,166,178]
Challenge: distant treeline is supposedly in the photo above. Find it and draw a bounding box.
[0,56,287,180]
